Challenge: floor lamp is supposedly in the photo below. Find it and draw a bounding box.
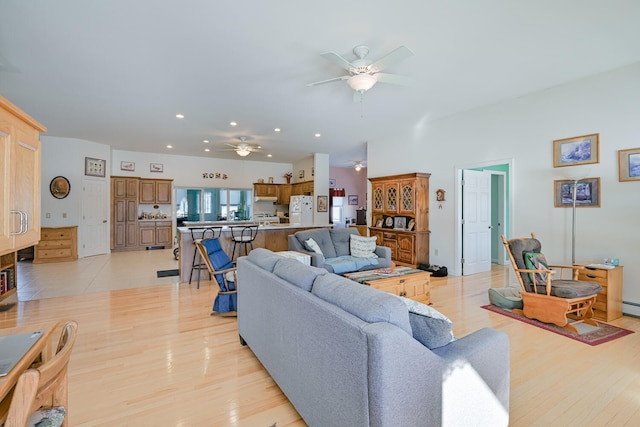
[564,167,590,265]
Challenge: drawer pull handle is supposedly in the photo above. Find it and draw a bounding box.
[586,275,597,279]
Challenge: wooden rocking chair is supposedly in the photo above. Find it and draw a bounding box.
[501,233,602,333]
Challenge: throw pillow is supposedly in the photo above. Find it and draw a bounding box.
[304,237,324,255]
[349,234,378,258]
[398,297,455,349]
[523,252,549,286]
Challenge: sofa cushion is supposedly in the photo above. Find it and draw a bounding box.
[349,234,378,258]
[398,297,455,349]
[330,228,360,256]
[295,229,337,258]
[304,237,324,255]
[273,258,327,292]
[311,274,412,335]
[247,248,282,272]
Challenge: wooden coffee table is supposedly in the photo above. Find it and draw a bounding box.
[345,267,431,304]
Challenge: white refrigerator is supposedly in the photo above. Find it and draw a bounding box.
[289,195,313,226]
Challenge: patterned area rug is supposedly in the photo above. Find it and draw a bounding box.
[482,304,634,346]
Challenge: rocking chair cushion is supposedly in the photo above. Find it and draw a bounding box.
[550,280,602,299]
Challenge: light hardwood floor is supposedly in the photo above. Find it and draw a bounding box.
[3,251,640,426]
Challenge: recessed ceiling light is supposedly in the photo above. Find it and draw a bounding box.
[315,133,321,138]
[204,148,210,152]
[274,128,281,132]
[257,145,262,149]
[267,154,272,157]
[176,114,184,119]
[230,121,237,126]
[203,140,209,143]
[166,145,173,149]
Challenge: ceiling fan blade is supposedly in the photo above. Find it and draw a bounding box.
[369,45,414,72]
[306,76,349,87]
[320,51,355,71]
[375,73,413,86]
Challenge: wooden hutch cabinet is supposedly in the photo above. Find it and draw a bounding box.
[369,173,430,268]
[111,177,139,250]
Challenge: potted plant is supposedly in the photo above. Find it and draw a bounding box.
[284,172,293,184]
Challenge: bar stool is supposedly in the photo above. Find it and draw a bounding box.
[230,224,259,260]
[189,227,221,287]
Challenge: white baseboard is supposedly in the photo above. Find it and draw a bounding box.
[623,301,640,318]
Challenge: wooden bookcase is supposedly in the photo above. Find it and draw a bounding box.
[369,173,431,268]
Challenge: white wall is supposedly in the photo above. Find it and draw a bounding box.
[41,137,111,257]
[368,62,640,312]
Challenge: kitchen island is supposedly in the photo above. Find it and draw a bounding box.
[177,223,326,283]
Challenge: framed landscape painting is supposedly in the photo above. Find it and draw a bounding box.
[554,177,600,208]
[618,147,640,182]
[553,134,599,168]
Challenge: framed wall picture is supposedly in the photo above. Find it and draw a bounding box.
[49,176,70,199]
[298,169,305,179]
[85,157,106,177]
[150,163,163,173]
[317,195,328,212]
[553,133,599,167]
[329,178,336,187]
[554,177,600,208]
[120,161,135,172]
[618,147,640,182]
[348,195,358,205]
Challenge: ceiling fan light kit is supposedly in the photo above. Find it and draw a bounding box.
[348,74,377,92]
[308,44,414,97]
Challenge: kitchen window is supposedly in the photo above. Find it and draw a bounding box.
[176,187,252,224]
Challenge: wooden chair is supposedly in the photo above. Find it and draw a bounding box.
[4,320,78,427]
[195,238,238,316]
[501,234,602,333]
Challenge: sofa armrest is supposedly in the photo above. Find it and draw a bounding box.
[432,327,510,421]
[287,234,325,268]
[374,245,391,263]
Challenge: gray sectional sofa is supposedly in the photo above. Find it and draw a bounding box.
[287,227,392,274]
[237,248,510,427]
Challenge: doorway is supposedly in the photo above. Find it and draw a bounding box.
[81,178,109,257]
[454,160,511,276]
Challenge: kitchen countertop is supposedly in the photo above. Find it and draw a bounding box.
[178,223,326,232]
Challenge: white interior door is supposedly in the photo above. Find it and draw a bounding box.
[82,178,108,257]
[462,169,492,275]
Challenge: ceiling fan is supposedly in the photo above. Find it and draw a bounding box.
[218,136,262,157]
[307,45,414,101]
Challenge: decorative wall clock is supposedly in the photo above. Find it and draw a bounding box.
[50,176,71,199]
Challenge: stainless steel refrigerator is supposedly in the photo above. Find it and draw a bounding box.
[289,195,313,226]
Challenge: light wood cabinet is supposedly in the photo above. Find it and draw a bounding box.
[34,226,78,263]
[277,184,292,204]
[369,173,430,267]
[111,177,139,251]
[140,179,172,204]
[291,180,314,196]
[139,221,172,248]
[0,252,17,301]
[578,265,623,321]
[0,95,47,256]
[254,183,278,198]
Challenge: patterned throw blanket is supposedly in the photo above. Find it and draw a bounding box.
[323,255,379,274]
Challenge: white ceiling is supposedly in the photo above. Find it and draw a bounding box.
[1,1,639,167]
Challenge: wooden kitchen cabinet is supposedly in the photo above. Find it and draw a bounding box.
[0,252,17,301]
[0,95,47,256]
[254,183,278,198]
[277,184,292,204]
[111,177,139,251]
[139,220,172,248]
[369,173,430,267]
[139,179,172,204]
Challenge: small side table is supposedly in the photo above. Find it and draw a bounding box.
[276,251,311,266]
[578,264,623,321]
